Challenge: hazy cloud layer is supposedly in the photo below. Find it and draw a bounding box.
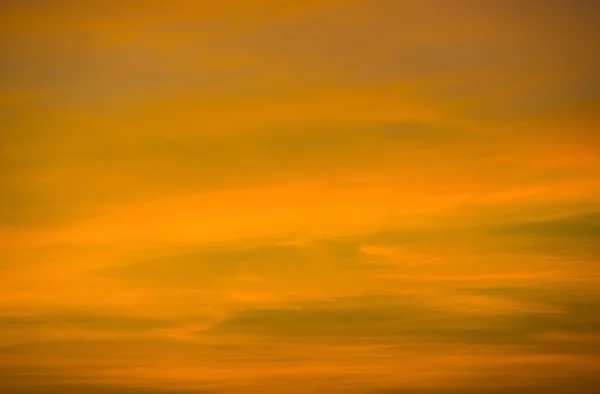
[1,0,599,393]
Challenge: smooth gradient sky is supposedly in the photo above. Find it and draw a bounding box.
[1,1,600,393]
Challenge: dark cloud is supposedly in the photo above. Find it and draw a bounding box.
[207,290,600,355]
[207,295,501,342]
[0,312,199,332]
[362,209,600,259]
[373,379,600,394]
[3,387,210,394]
[489,211,600,239]
[480,211,600,259]
[454,286,600,353]
[0,337,189,358]
[0,365,213,394]
[0,370,212,394]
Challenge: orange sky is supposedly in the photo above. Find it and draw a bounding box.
[1,1,600,393]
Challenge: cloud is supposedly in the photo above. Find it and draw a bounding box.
[2,0,599,393]
[206,292,570,348]
[373,381,600,394]
[0,364,214,394]
[101,238,373,291]
[489,211,600,239]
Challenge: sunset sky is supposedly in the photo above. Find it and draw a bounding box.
[1,1,600,393]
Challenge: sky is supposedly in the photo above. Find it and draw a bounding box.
[1,1,600,393]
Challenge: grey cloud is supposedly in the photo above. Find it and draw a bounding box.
[361,209,600,259]
[489,211,600,239]
[207,289,600,355]
[373,380,600,394]
[0,365,213,394]
[482,211,600,259]
[455,286,600,352]
[207,295,512,343]
[3,387,210,394]
[0,312,202,332]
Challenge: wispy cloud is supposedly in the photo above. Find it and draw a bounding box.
[1,0,599,393]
